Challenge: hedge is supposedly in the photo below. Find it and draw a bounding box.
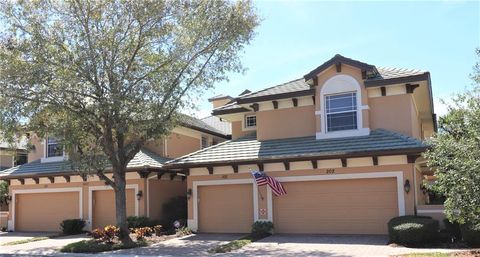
[60,219,86,235]
[388,215,439,245]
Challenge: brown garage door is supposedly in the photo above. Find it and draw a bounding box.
[15,192,80,232]
[273,178,398,234]
[92,189,135,229]
[198,184,253,233]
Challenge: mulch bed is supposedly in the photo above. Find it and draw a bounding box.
[454,250,480,257]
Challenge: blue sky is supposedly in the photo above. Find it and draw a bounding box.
[192,0,479,118]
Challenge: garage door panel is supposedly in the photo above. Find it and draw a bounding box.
[273,178,398,234]
[198,184,253,233]
[92,189,135,229]
[16,192,80,232]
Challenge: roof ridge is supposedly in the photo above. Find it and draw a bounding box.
[376,66,427,73]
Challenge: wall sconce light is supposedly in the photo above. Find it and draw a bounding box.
[136,190,143,200]
[404,179,411,194]
[186,188,192,200]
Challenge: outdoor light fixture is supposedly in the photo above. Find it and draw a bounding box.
[186,188,192,200]
[136,190,143,200]
[404,179,411,193]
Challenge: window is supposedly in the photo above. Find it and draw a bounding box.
[14,153,27,166]
[46,137,63,158]
[245,115,256,129]
[201,136,209,149]
[325,92,357,132]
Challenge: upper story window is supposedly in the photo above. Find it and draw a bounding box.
[201,136,209,149]
[245,115,257,129]
[46,137,63,158]
[325,92,358,132]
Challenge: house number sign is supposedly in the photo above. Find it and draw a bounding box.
[259,208,267,215]
[326,169,335,174]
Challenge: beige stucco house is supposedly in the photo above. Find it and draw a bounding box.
[164,54,441,235]
[0,116,229,232]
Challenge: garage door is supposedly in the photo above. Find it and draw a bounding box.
[92,189,135,229]
[273,178,398,234]
[198,184,253,233]
[15,192,80,232]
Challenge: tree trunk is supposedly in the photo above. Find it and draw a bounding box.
[113,169,133,245]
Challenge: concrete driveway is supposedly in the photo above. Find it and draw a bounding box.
[110,233,244,257]
[232,234,462,257]
[0,232,89,256]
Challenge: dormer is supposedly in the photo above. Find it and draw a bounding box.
[41,136,67,163]
[212,54,435,141]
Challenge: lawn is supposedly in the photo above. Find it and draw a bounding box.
[60,239,148,253]
[2,236,52,246]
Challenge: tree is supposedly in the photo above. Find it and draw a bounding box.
[424,48,480,225]
[0,181,8,208]
[0,0,258,243]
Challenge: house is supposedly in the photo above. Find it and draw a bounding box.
[164,54,440,235]
[0,116,230,232]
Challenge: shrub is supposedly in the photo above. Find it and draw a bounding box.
[90,228,105,240]
[127,216,155,229]
[154,225,163,236]
[443,219,461,241]
[60,219,86,235]
[134,227,153,240]
[460,223,480,247]
[0,227,6,232]
[175,226,192,236]
[161,196,187,228]
[60,239,148,253]
[387,216,439,245]
[103,225,120,243]
[251,221,274,238]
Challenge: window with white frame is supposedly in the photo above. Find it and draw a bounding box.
[201,136,209,149]
[245,115,256,129]
[46,137,63,158]
[325,92,358,132]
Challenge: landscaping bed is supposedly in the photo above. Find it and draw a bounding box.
[395,250,480,257]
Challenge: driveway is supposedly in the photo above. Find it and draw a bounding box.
[232,234,462,257]
[109,233,244,257]
[0,232,89,256]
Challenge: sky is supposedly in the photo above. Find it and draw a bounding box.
[190,0,480,118]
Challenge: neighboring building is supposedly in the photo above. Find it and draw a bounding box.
[0,116,229,232]
[165,54,439,235]
[0,141,28,172]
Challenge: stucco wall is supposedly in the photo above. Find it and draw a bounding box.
[256,106,316,141]
[369,94,419,138]
[148,179,186,222]
[166,133,200,158]
[231,121,255,140]
[27,135,44,162]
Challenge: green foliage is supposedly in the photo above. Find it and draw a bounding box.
[60,239,147,253]
[1,237,49,246]
[0,181,8,207]
[60,219,86,235]
[443,219,461,241]
[388,216,439,245]
[208,238,252,253]
[127,216,156,229]
[424,49,480,225]
[251,221,274,237]
[175,226,192,236]
[460,222,480,247]
[161,196,187,228]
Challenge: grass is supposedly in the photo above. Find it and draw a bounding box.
[60,239,148,253]
[1,236,51,246]
[208,233,268,254]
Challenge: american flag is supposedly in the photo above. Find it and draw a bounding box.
[266,176,287,196]
[251,170,267,186]
[251,170,286,196]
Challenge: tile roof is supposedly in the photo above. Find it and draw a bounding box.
[212,55,429,115]
[180,114,230,138]
[0,148,171,178]
[369,67,428,81]
[238,78,310,100]
[166,129,426,167]
[201,116,232,135]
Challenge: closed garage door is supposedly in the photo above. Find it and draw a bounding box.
[198,184,253,233]
[92,189,135,229]
[273,178,398,234]
[16,191,80,232]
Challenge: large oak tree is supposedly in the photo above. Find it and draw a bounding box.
[0,0,258,243]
